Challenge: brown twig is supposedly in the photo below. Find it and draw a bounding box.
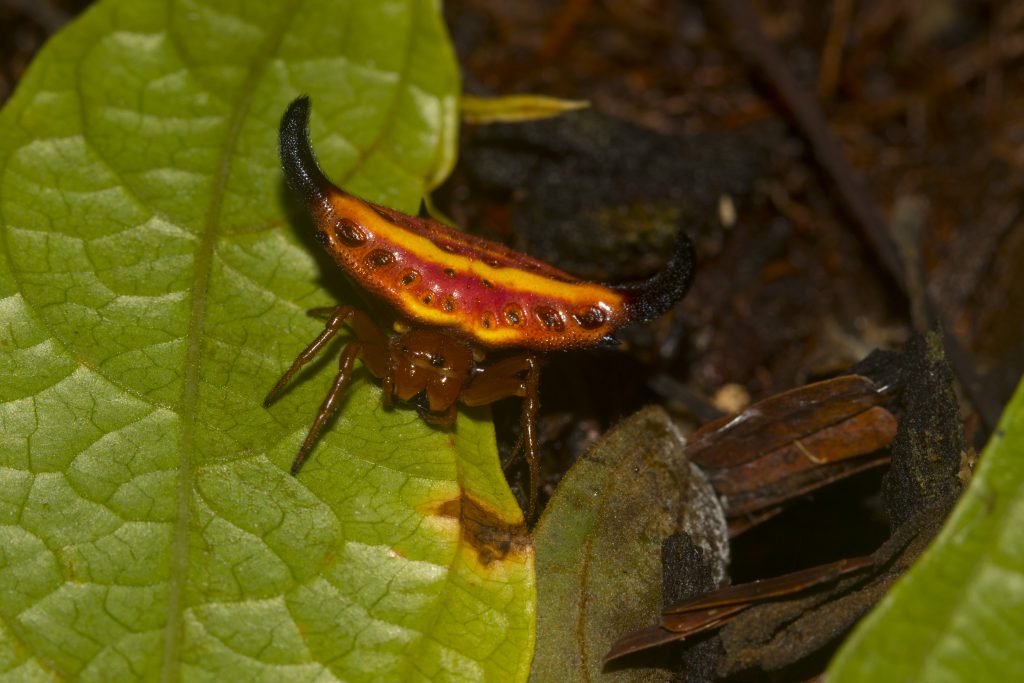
[818,0,855,101]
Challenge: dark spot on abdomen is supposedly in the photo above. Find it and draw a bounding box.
[572,305,606,330]
[535,306,565,332]
[365,249,396,269]
[504,304,524,326]
[336,218,369,246]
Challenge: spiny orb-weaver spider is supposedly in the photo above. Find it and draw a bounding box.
[265,96,696,516]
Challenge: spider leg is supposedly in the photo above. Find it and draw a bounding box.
[460,353,543,516]
[264,306,355,407]
[518,356,541,518]
[503,442,522,471]
[267,305,392,474]
[290,341,363,474]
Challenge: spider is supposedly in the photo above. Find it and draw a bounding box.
[265,97,696,516]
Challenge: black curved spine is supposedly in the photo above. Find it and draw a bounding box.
[619,231,696,323]
[279,96,331,204]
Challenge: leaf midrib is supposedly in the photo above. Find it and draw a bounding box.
[159,2,301,680]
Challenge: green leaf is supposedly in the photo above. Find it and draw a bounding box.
[530,407,728,682]
[0,1,534,681]
[460,95,589,124]
[828,375,1024,682]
